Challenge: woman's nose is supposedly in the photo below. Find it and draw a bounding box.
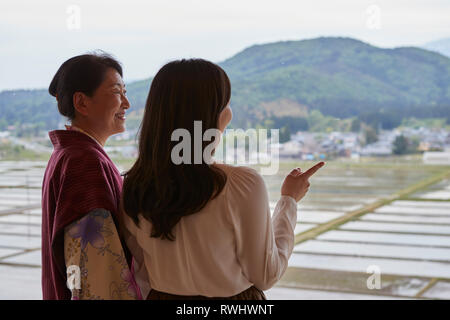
[122,95,131,109]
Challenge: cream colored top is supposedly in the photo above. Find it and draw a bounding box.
[122,163,298,298]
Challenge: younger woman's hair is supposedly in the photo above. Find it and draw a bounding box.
[122,58,231,241]
[49,52,122,119]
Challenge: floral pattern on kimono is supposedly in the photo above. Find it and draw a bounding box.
[64,208,139,300]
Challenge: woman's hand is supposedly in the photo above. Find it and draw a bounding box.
[281,162,325,202]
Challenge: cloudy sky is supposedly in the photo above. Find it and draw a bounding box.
[1,0,449,90]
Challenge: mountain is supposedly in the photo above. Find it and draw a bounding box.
[0,89,60,130]
[1,37,450,132]
[220,37,450,127]
[423,37,450,58]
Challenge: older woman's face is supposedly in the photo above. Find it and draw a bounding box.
[86,68,130,137]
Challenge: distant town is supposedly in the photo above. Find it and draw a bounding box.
[280,127,450,164]
[1,125,450,165]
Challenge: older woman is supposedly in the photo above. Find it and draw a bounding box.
[41,53,140,300]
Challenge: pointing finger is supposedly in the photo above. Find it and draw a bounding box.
[303,162,325,179]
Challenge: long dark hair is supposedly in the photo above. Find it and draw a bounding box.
[49,52,122,119]
[122,59,231,241]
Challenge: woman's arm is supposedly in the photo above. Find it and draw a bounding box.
[64,208,139,300]
[119,212,152,299]
[226,167,298,291]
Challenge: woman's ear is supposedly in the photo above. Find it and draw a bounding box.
[218,105,232,132]
[73,92,89,117]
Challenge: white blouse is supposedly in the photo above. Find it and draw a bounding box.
[122,163,298,298]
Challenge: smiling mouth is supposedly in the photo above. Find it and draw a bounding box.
[115,113,126,120]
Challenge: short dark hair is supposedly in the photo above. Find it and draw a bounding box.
[49,52,123,119]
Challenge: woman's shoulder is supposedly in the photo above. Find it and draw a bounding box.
[213,162,260,177]
[213,164,269,218]
[58,144,110,168]
[213,163,265,192]
[52,146,116,183]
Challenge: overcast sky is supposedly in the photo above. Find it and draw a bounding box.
[1,0,449,90]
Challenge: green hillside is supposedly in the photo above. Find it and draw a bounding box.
[220,37,450,127]
[0,89,58,131]
[1,37,450,132]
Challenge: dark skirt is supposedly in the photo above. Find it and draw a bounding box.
[147,285,266,300]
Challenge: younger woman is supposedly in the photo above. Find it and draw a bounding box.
[121,58,324,299]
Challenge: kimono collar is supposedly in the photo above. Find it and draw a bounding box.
[64,125,104,148]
